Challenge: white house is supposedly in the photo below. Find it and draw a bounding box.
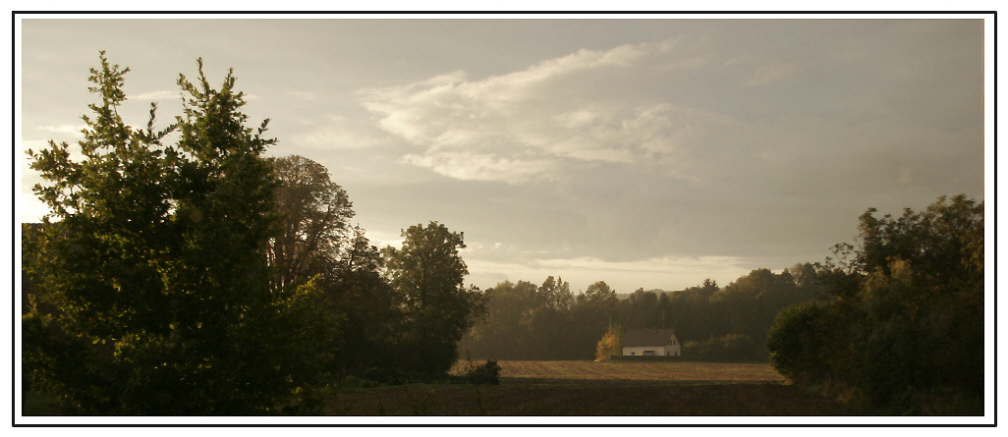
[622,328,681,357]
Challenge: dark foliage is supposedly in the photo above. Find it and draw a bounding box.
[22,53,339,415]
[767,195,983,415]
[683,334,765,362]
[22,55,491,415]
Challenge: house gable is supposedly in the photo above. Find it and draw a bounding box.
[621,328,681,357]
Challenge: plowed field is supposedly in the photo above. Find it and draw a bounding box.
[496,360,785,382]
[323,361,855,417]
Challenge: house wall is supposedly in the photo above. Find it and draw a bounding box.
[623,346,664,356]
[669,337,681,356]
[622,339,682,357]
[670,341,681,356]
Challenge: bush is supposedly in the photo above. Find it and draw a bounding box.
[454,360,502,385]
[683,334,765,362]
[767,301,834,385]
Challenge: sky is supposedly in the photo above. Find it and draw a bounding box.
[16,15,990,294]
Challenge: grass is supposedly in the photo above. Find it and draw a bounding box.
[322,360,856,416]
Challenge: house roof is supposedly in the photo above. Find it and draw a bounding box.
[622,328,676,347]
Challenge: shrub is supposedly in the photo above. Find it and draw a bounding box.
[767,301,834,385]
[683,333,764,362]
[454,360,502,385]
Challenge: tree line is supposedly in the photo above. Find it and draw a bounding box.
[21,53,485,415]
[459,264,830,362]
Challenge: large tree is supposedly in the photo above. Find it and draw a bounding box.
[537,275,573,311]
[24,52,180,413]
[23,53,337,414]
[382,222,486,374]
[267,155,354,293]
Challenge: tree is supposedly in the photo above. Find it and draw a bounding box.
[767,195,984,414]
[711,268,809,352]
[766,301,834,383]
[566,281,619,359]
[323,227,402,376]
[855,195,983,285]
[538,275,573,311]
[267,155,354,293]
[682,333,762,362]
[382,222,486,374]
[664,279,718,343]
[463,280,540,359]
[595,323,622,361]
[23,53,337,414]
[619,288,661,329]
[24,52,181,413]
[529,276,578,358]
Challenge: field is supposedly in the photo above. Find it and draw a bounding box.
[322,360,856,416]
[496,360,785,382]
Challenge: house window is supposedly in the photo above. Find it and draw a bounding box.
[631,352,635,356]
[643,350,655,356]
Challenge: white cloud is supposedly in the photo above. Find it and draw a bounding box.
[357,40,701,183]
[289,115,389,151]
[532,255,747,276]
[361,228,404,250]
[34,124,86,135]
[19,199,53,224]
[133,90,177,100]
[464,254,754,293]
[399,152,555,183]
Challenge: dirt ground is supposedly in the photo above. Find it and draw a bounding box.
[323,361,855,416]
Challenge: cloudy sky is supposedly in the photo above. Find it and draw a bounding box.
[16,15,989,294]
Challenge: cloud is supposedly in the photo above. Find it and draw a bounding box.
[288,114,389,151]
[133,89,262,102]
[286,90,315,100]
[399,152,555,183]
[18,199,53,224]
[34,124,86,135]
[357,40,698,183]
[463,253,755,292]
[362,228,404,250]
[133,90,176,100]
